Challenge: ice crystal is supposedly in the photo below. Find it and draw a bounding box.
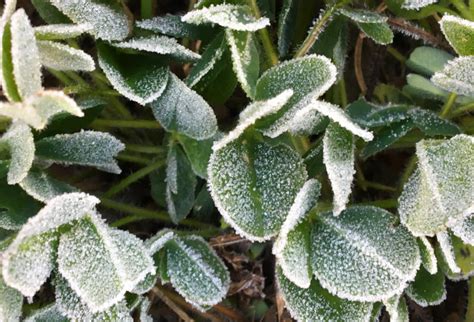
[26,90,84,125]
[182,4,270,32]
[439,15,474,56]
[35,130,125,174]
[417,237,438,274]
[338,8,387,23]
[37,40,95,71]
[19,170,77,202]
[311,206,420,302]
[0,274,22,322]
[383,295,409,322]
[437,231,461,273]
[406,267,446,307]
[34,23,92,40]
[24,304,68,322]
[432,56,474,97]
[402,0,437,10]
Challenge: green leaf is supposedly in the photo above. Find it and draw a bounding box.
[19,169,77,203]
[165,235,230,308]
[356,22,394,45]
[97,43,169,105]
[255,55,337,138]
[406,266,446,307]
[35,131,125,174]
[406,46,453,77]
[408,108,460,136]
[338,8,388,23]
[176,133,215,179]
[439,14,474,56]
[311,206,420,301]
[226,29,259,98]
[437,233,474,280]
[112,36,201,62]
[401,0,437,10]
[276,266,373,322]
[450,215,474,246]
[37,40,95,71]
[0,274,22,322]
[399,135,474,236]
[436,231,460,274]
[10,9,43,99]
[383,295,409,322]
[431,56,474,97]
[34,23,91,40]
[182,4,270,31]
[58,215,154,312]
[209,139,307,241]
[417,236,438,274]
[0,122,35,184]
[24,304,68,322]
[361,120,414,158]
[405,73,450,101]
[273,179,320,288]
[165,144,197,224]
[31,0,70,24]
[277,0,298,57]
[1,21,22,102]
[49,0,131,41]
[150,72,218,140]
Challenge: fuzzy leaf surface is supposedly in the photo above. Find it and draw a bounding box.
[37,40,95,71]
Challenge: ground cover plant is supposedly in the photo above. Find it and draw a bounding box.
[0,0,473,321]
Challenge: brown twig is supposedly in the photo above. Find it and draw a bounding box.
[151,286,194,322]
[354,33,367,95]
[387,17,450,49]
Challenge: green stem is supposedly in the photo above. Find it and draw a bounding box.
[467,277,474,322]
[440,92,458,118]
[103,159,165,198]
[90,119,162,129]
[338,78,348,108]
[247,0,279,67]
[450,102,474,118]
[387,46,406,64]
[116,153,152,165]
[125,144,164,154]
[141,0,154,19]
[360,199,398,209]
[47,69,74,86]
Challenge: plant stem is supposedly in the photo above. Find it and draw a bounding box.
[386,46,406,63]
[247,0,279,67]
[141,0,154,19]
[360,199,398,209]
[450,102,474,118]
[338,78,348,108]
[103,159,165,198]
[440,92,458,118]
[90,119,162,129]
[125,144,164,154]
[116,153,151,165]
[466,277,474,322]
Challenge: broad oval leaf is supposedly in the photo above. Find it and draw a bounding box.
[137,14,216,40]
[98,43,169,105]
[150,72,217,140]
[165,235,230,308]
[19,169,77,203]
[439,14,474,56]
[273,179,321,288]
[406,266,446,307]
[399,135,474,236]
[406,46,453,77]
[338,8,388,23]
[37,40,95,71]
[49,0,131,41]
[356,22,394,45]
[450,214,474,246]
[34,23,92,40]
[35,130,125,174]
[208,139,307,241]
[402,0,437,10]
[182,4,270,32]
[276,266,374,322]
[431,56,474,97]
[311,206,420,302]
[0,274,23,322]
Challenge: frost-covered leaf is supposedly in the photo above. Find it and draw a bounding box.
[277,0,298,57]
[405,73,451,101]
[208,139,307,241]
[361,120,415,158]
[24,304,68,322]
[402,0,437,10]
[408,108,460,136]
[0,274,22,322]
[338,8,388,23]
[311,206,420,302]
[439,15,474,56]
[37,40,95,71]
[431,56,474,97]
[150,72,217,140]
[323,124,355,216]
[437,231,461,274]
[356,22,394,45]
[113,36,201,62]
[255,55,337,138]
[383,295,409,322]
[98,43,169,105]
[34,23,92,40]
[58,215,154,312]
[10,9,42,99]
[437,233,474,280]
[406,46,453,77]
[399,135,474,236]
[0,181,41,230]
[273,179,321,288]
[19,170,77,203]
[418,237,437,274]
[182,4,270,32]
[450,214,474,246]
[406,266,446,307]
[176,133,215,179]
[35,130,125,174]
[165,144,197,224]
[165,235,230,308]
[276,266,373,322]
[225,29,259,98]
[0,122,35,184]
[49,0,131,41]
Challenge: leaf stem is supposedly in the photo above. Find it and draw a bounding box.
[247,0,279,66]
[125,144,164,154]
[103,159,165,198]
[116,153,152,165]
[440,92,458,118]
[386,46,406,64]
[450,102,474,118]
[90,119,162,129]
[359,199,398,209]
[141,0,154,19]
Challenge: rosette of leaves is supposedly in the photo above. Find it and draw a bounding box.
[0,193,230,320]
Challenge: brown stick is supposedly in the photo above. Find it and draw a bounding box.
[354,33,367,95]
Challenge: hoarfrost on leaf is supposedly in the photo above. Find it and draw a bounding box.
[276,266,373,322]
[34,23,92,40]
[0,274,23,322]
[150,72,217,140]
[431,56,474,97]
[338,8,388,23]
[37,40,95,71]
[383,295,409,322]
[406,266,446,307]
[437,231,461,274]
[273,179,321,288]
[24,304,68,322]
[417,236,438,274]
[19,169,77,202]
[208,140,307,241]
[182,4,270,32]
[166,235,230,308]
[311,206,420,302]
[356,22,394,45]
[439,14,474,56]
[402,0,437,10]
[35,130,125,174]
[449,214,474,246]
[49,0,131,41]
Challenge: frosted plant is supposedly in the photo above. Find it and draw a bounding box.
[417,236,438,274]
[402,0,438,10]
[36,40,95,72]
[19,170,77,203]
[383,295,409,322]
[182,4,270,32]
[431,56,474,97]
[0,274,22,322]
[406,266,446,307]
[439,15,474,56]
[34,23,92,40]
